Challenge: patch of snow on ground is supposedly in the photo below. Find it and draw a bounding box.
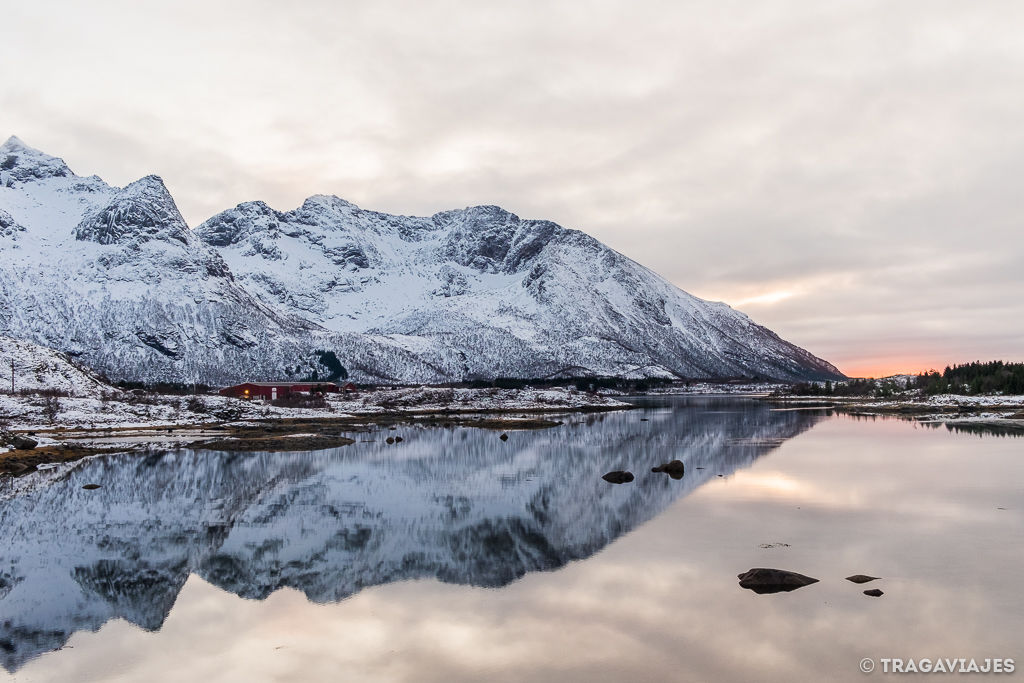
[0,386,628,431]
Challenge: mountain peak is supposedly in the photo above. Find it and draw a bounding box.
[0,135,73,183]
[193,200,283,247]
[127,174,170,194]
[299,194,358,213]
[1,135,28,152]
[433,204,518,226]
[74,174,190,246]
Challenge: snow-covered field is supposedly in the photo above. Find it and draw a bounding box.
[895,393,1024,409]
[861,394,1024,428]
[331,386,630,413]
[0,392,347,431]
[0,385,631,455]
[639,381,785,395]
[818,393,1024,412]
[774,392,1024,432]
[0,386,628,429]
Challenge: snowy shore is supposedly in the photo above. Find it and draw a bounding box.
[1,385,629,431]
[0,386,632,472]
[770,393,1024,431]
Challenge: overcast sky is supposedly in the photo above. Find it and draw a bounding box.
[2,0,1021,377]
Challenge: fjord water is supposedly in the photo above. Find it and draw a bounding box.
[1,397,1021,682]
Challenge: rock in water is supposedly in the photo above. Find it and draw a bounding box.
[651,459,685,479]
[602,471,634,484]
[737,568,819,594]
[863,589,884,597]
[385,437,395,444]
[499,433,509,441]
[846,575,881,584]
[81,484,101,490]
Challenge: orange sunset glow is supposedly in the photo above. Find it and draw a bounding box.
[841,362,929,380]
[841,356,1008,380]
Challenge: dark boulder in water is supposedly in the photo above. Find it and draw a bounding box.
[737,568,819,594]
[651,460,685,479]
[602,471,634,484]
[846,575,880,584]
[82,484,101,490]
[863,589,884,597]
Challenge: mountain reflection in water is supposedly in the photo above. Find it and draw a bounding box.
[0,397,823,671]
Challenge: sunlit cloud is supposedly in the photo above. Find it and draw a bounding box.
[732,290,799,307]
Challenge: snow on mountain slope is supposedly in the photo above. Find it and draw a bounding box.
[0,137,328,385]
[0,135,842,384]
[197,198,843,381]
[0,400,823,670]
[0,335,112,397]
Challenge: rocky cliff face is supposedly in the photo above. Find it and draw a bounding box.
[0,136,843,383]
[0,398,823,671]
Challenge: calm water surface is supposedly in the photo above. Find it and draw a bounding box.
[1,396,1022,682]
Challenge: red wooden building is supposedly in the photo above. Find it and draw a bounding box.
[219,381,343,400]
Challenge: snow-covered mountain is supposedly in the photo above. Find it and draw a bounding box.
[0,399,823,671]
[0,136,842,383]
[0,137,327,385]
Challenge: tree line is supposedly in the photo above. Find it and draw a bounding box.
[914,361,1024,395]
[789,361,1024,397]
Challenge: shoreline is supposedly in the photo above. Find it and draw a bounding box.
[7,385,1022,476]
[0,387,632,475]
[765,394,1024,432]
